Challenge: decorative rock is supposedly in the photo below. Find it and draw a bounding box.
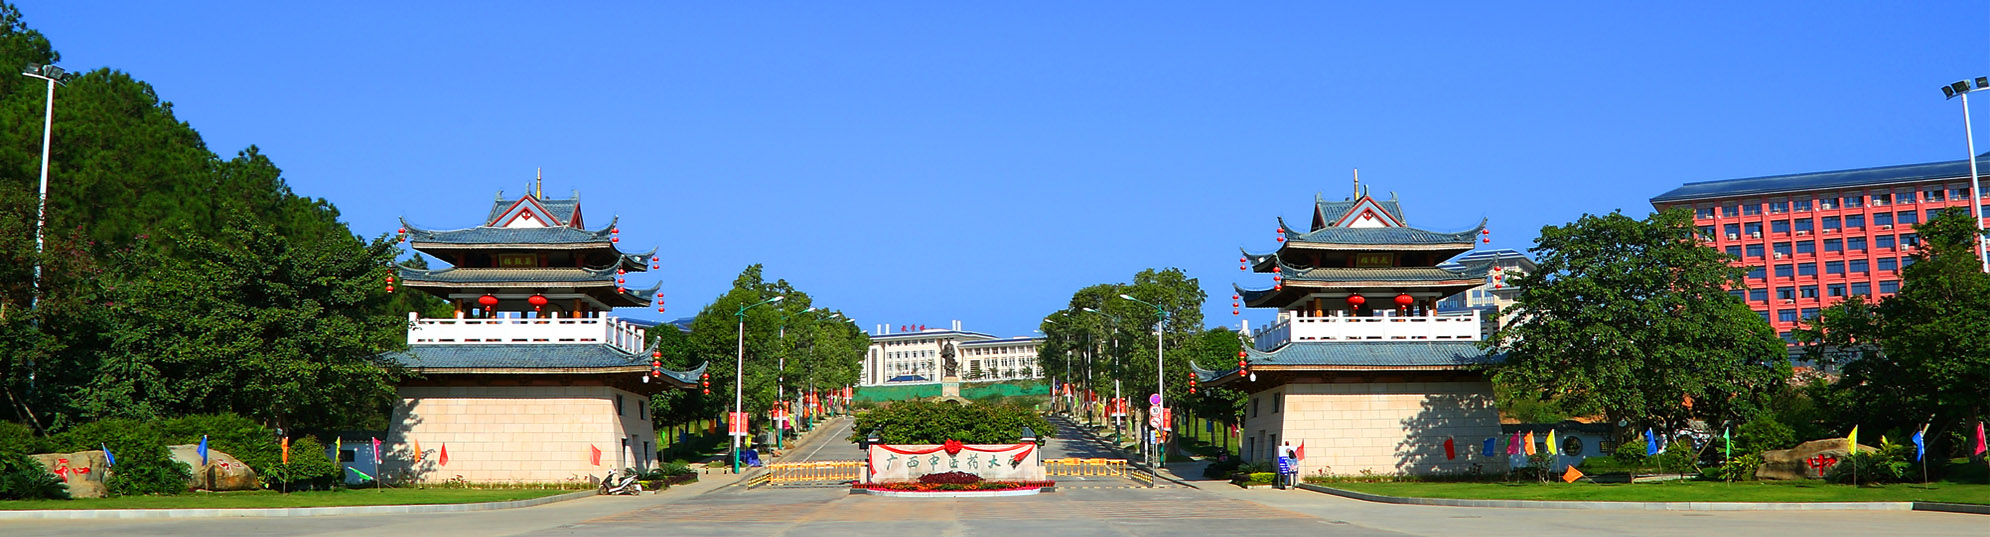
[1756,438,1875,481]
[30,451,110,498]
[167,444,261,491]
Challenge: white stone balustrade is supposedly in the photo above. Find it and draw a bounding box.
[1253,309,1480,351]
[407,312,647,355]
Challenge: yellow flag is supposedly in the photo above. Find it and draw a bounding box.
[1524,431,1537,455]
[1847,426,1859,454]
[1546,430,1559,455]
[414,439,423,462]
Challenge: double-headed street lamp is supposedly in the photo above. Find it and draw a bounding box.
[1079,307,1124,444]
[1942,77,1990,274]
[1116,293,1168,470]
[21,63,69,313]
[733,295,784,473]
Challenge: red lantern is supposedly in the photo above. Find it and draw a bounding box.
[1481,229,1490,235]
[478,295,499,307]
[616,278,626,284]
[611,227,619,234]
[1276,236,1285,243]
[1232,309,1240,315]
[618,287,627,294]
[1482,238,1490,243]
[385,276,395,283]
[1272,275,1282,281]
[652,264,660,270]
[1394,294,1413,306]
[1238,351,1247,358]
[617,269,626,275]
[653,351,662,358]
[528,295,549,307]
[1239,257,1247,263]
[659,307,667,312]
[1232,294,1240,300]
[398,227,406,234]
[652,360,662,368]
[386,286,395,293]
[1272,266,1281,273]
[1347,294,1366,306]
[611,237,620,243]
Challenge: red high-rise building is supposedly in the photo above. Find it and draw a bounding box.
[1651,153,1990,339]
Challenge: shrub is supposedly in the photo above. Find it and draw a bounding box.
[157,414,281,477]
[1610,439,1648,467]
[918,471,983,485]
[260,436,340,491]
[48,419,189,496]
[1202,458,1242,479]
[1242,472,1276,485]
[0,421,47,456]
[1735,415,1797,454]
[847,401,1051,445]
[0,452,69,500]
[1704,454,1762,481]
[1827,443,1917,484]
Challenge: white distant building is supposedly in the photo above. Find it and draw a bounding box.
[861,321,1043,386]
[1435,249,1535,340]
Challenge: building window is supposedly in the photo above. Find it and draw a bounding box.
[1848,236,1867,251]
[1898,211,1919,225]
[1828,283,1846,297]
[1745,222,1764,236]
[1743,203,1763,216]
[1794,199,1812,212]
[615,394,625,416]
[1758,311,1772,322]
[1697,225,1716,238]
[1820,197,1840,209]
[1776,286,1795,300]
[1274,393,1283,413]
[1746,244,1765,258]
[1771,220,1791,234]
[1874,212,1894,227]
[1851,282,1872,296]
[1795,241,1815,255]
[1772,242,1792,257]
[1877,235,1896,249]
[1902,256,1916,267]
[1769,201,1789,214]
[1778,310,1797,323]
[1821,216,1841,231]
[1696,207,1715,219]
[1723,204,1741,217]
[1747,266,1767,279]
[1926,189,1946,202]
[1725,245,1742,257]
[1251,397,1260,418]
[1825,261,1844,274]
[1774,264,1794,278]
[1902,233,1919,247]
[1843,195,1864,208]
[1878,257,1898,271]
[1846,214,1865,229]
[1800,285,1818,298]
[1728,289,1745,300]
[1872,193,1892,205]
[1749,288,1768,302]
[1724,223,1741,237]
[1953,187,1970,199]
[1801,307,1820,319]
[1850,259,1869,273]
[1823,238,1843,252]
[1796,263,1816,276]
[1880,280,1901,294]
[1793,219,1813,233]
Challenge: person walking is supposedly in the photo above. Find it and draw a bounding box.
[1275,441,1297,489]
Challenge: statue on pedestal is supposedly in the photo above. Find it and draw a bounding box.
[941,342,959,379]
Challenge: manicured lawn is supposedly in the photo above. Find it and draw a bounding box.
[1319,480,1990,505]
[0,488,579,510]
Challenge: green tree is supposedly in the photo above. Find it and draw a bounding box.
[680,265,865,437]
[1488,209,1789,437]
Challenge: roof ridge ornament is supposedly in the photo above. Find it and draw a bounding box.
[535,168,544,199]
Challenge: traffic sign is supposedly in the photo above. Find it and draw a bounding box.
[1148,413,1162,428]
[1148,394,1162,405]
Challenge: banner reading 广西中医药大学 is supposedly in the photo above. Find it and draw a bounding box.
[867,441,1044,482]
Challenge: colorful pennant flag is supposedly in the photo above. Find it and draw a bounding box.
[1508,431,1521,455]
[1644,428,1659,456]
[1976,422,1987,456]
[1444,437,1456,460]
[1545,430,1559,455]
[1482,437,1496,457]
[198,435,210,465]
[439,444,450,466]
[1847,426,1859,455]
[101,443,116,467]
[1723,427,1732,460]
[1911,429,1925,462]
[371,437,382,466]
[414,439,423,462]
[590,444,603,466]
[1523,431,1537,456]
[1295,441,1306,461]
[1562,465,1585,483]
[281,437,290,464]
[349,467,375,481]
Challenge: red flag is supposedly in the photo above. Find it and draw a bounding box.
[371,437,382,465]
[1295,441,1306,461]
[1976,422,1988,456]
[1444,437,1456,460]
[590,445,603,466]
[439,444,450,466]
[1508,431,1522,455]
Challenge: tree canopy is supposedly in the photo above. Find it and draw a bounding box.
[650,264,866,432]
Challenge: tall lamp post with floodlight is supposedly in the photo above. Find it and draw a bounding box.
[733,295,784,473]
[1116,294,1169,470]
[1080,307,1124,444]
[21,63,69,312]
[1942,77,1990,273]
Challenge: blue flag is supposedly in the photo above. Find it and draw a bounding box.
[1645,428,1659,456]
[198,435,209,465]
[1912,430,1925,462]
[101,443,116,467]
[1482,437,1496,457]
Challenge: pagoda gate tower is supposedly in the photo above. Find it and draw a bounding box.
[380,188,703,484]
[1198,186,1508,476]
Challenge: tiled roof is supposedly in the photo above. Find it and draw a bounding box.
[400,267,618,284]
[487,196,581,226]
[401,216,617,246]
[960,337,1044,346]
[1281,216,1486,246]
[1316,197,1405,224]
[1279,265,1488,283]
[1651,152,1990,204]
[385,343,707,383]
[1195,341,1500,382]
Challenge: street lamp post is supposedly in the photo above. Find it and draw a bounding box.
[1117,294,1168,471]
[1942,76,1990,272]
[1080,307,1123,444]
[21,63,68,313]
[733,295,784,474]
[775,307,817,451]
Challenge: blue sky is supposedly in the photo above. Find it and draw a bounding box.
[19,2,1990,337]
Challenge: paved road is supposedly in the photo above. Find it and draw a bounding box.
[782,416,862,463]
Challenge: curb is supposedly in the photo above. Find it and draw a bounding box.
[0,490,599,520]
[1295,484,1988,514]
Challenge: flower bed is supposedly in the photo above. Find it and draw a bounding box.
[854,480,1055,492]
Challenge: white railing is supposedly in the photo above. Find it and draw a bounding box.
[406,312,646,355]
[1253,309,1480,351]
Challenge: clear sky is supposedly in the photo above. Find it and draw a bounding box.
[18,2,1990,337]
